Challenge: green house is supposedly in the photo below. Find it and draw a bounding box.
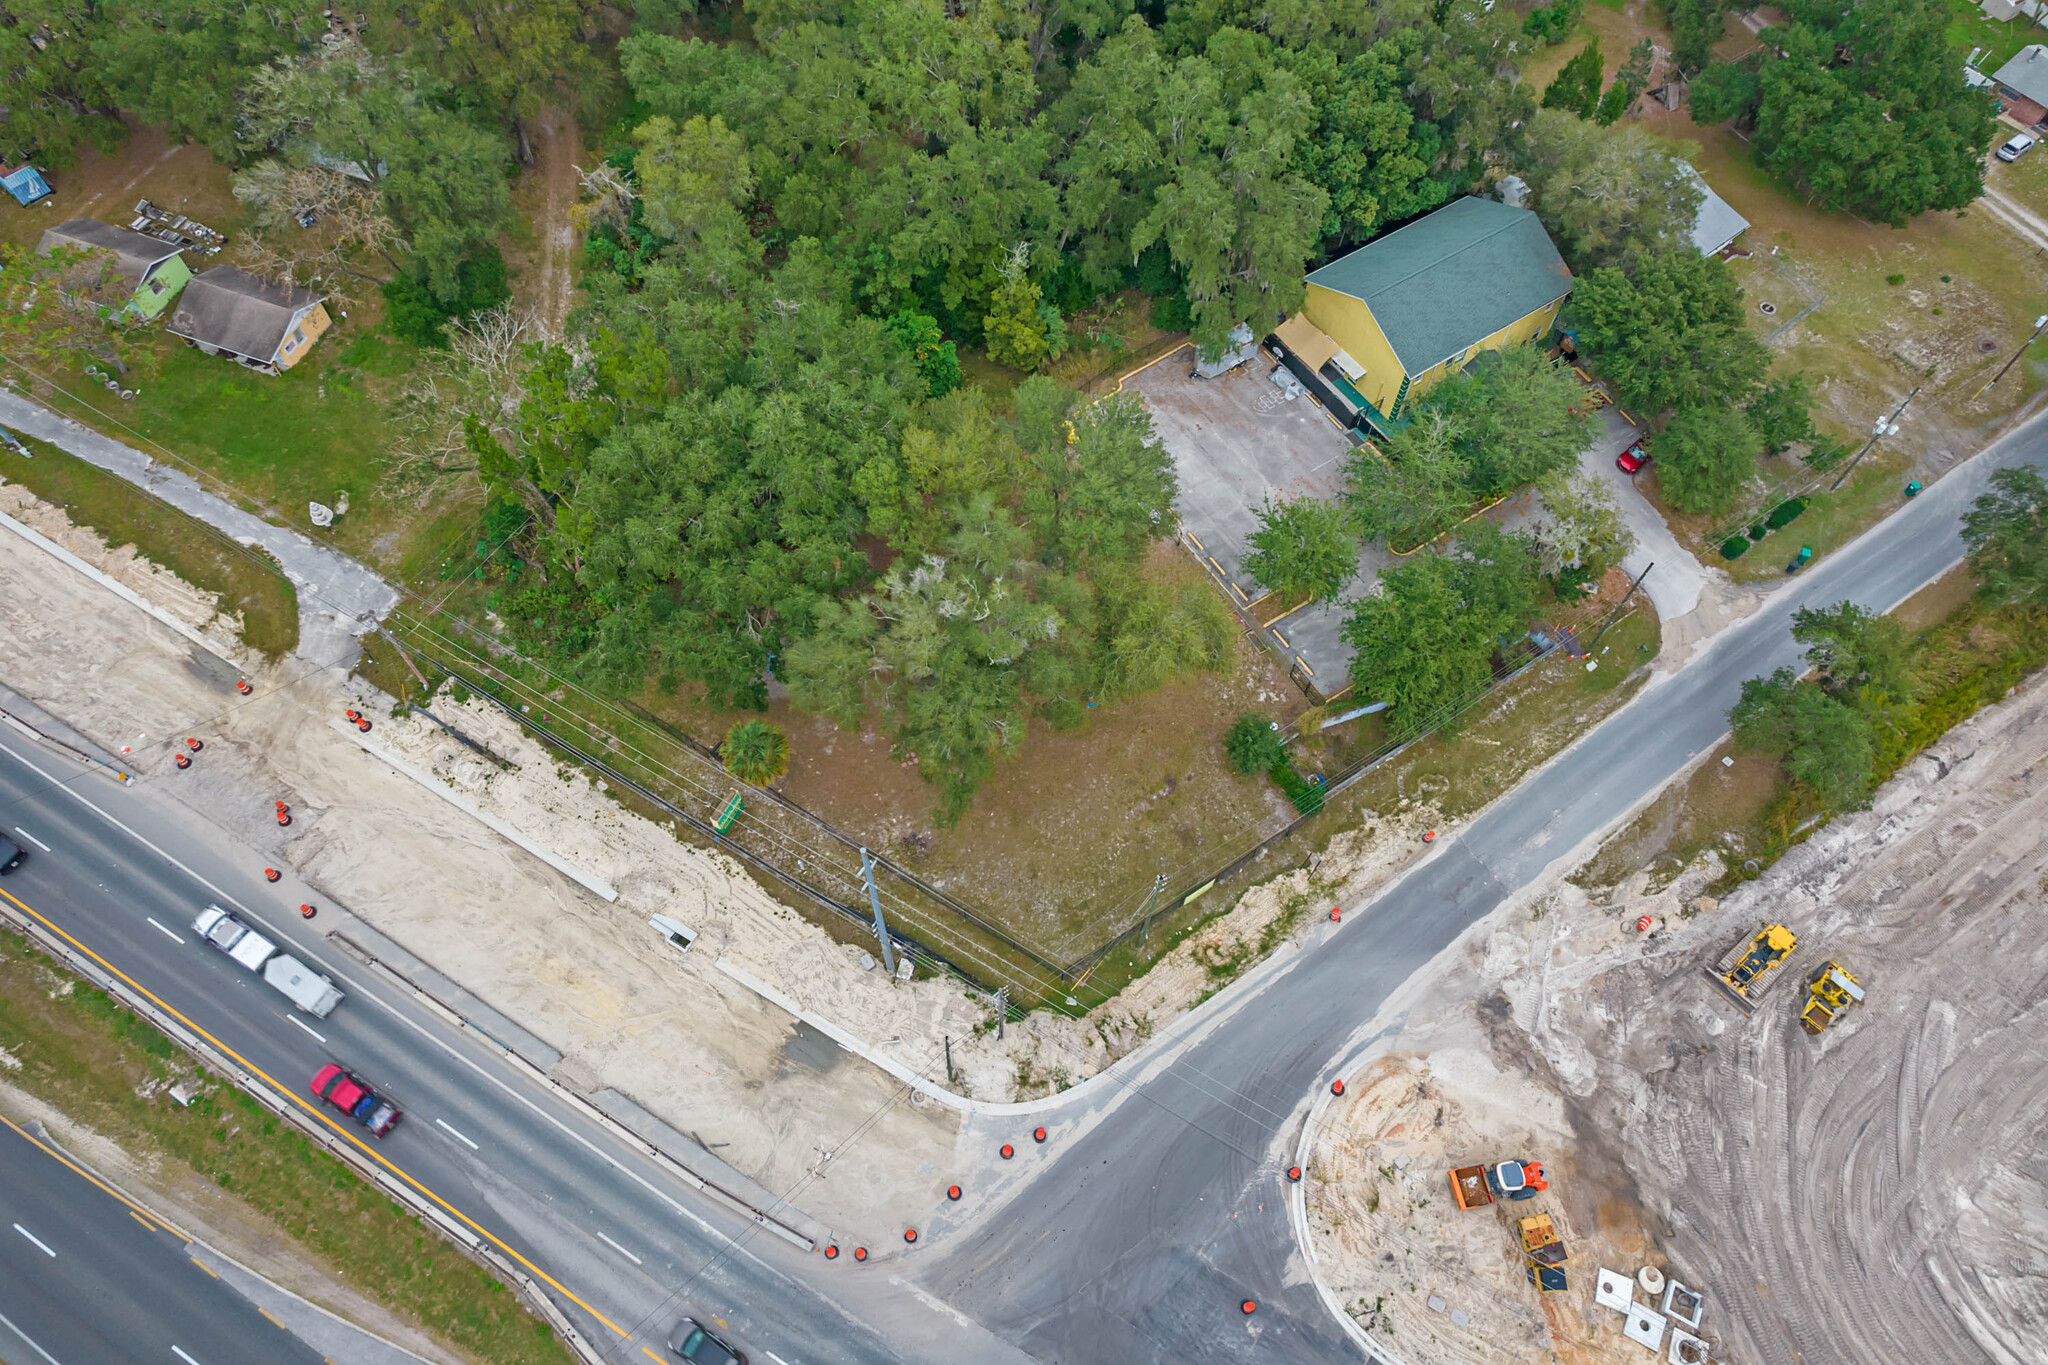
[37,218,191,320]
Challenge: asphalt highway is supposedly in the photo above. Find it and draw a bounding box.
[918,414,2048,1363]
[0,1116,323,1365]
[0,736,1022,1365]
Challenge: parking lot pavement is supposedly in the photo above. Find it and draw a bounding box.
[1577,401,1709,621]
[1131,347,1385,694]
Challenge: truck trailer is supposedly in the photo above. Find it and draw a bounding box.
[192,906,343,1017]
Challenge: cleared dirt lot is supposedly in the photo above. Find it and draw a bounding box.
[1310,668,2048,1365]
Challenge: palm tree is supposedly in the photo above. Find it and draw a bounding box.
[721,720,790,786]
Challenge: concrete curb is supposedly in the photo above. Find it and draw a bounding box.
[330,720,618,902]
[0,504,242,668]
[1290,1078,1412,1365]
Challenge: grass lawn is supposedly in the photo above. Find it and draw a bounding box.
[0,924,573,1365]
[1946,0,2040,72]
[0,435,298,657]
[17,320,431,575]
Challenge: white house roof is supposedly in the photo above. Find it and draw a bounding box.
[1683,165,1750,256]
[1993,44,2048,109]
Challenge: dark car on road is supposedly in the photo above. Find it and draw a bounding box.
[0,835,21,875]
[667,1318,746,1365]
[311,1064,402,1137]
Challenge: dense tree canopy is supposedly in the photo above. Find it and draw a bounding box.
[1518,111,1704,272]
[1342,523,1540,727]
[1689,0,1995,224]
[1244,495,1358,601]
[1569,249,1770,416]
[1962,466,2048,607]
[1730,667,1876,808]
[1653,405,1761,515]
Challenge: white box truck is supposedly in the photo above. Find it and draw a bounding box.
[191,905,343,1017]
[262,953,344,1017]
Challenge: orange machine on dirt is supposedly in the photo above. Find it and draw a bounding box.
[1448,1159,1550,1211]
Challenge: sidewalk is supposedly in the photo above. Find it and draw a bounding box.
[0,385,397,665]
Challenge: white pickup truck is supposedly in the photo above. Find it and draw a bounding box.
[192,905,344,1017]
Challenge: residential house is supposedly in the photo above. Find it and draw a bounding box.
[1683,165,1750,256]
[1992,44,2048,124]
[166,266,331,374]
[1275,197,1573,434]
[36,218,191,319]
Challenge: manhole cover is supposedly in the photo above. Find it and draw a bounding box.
[1980,338,2001,354]
[1758,301,1778,316]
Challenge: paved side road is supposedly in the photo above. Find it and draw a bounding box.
[917,407,2048,1362]
[0,1116,327,1365]
[0,386,397,665]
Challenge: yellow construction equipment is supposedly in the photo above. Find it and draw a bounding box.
[1518,1213,1569,1267]
[1800,961,1865,1034]
[1708,923,1799,1013]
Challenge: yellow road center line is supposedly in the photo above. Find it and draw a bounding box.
[190,1255,219,1279]
[0,886,631,1340]
[0,1113,187,1241]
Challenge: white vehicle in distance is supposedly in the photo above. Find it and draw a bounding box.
[191,905,344,1017]
[1997,131,2037,162]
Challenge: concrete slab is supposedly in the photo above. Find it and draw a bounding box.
[1624,1302,1669,1351]
[1128,346,1384,695]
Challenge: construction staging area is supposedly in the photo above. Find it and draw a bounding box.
[1307,669,2048,1364]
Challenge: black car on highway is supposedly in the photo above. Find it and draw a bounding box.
[0,835,23,875]
[667,1318,746,1365]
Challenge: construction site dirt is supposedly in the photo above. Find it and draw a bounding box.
[1307,667,2048,1364]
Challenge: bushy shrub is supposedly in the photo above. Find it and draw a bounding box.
[1224,713,1285,775]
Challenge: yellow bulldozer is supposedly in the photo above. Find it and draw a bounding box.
[1708,923,1798,1013]
[1800,961,1865,1034]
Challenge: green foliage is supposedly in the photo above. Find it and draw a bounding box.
[885,311,963,397]
[1720,534,1750,560]
[1244,496,1357,600]
[241,44,515,300]
[1962,465,2048,606]
[984,269,1055,371]
[1268,753,1325,815]
[1277,43,1447,249]
[1543,38,1603,121]
[721,719,791,785]
[1022,388,1178,568]
[1654,404,1762,514]
[1763,496,1808,532]
[1530,466,1636,582]
[1224,712,1285,775]
[1346,346,1593,547]
[1730,668,1876,808]
[1665,0,1729,74]
[1342,523,1541,727]
[1569,249,1771,414]
[1519,110,1704,272]
[370,0,601,129]
[380,247,512,348]
[1792,600,1907,703]
[1524,0,1585,45]
[1745,374,1814,453]
[1691,0,1994,224]
[1593,39,1656,127]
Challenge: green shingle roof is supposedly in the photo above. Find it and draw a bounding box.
[1304,197,1573,376]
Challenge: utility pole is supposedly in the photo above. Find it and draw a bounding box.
[995,986,1008,1040]
[1831,386,1920,492]
[1586,562,1653,652]
[1975,315,2048,401]
[858,847,895,976]
[1137,872,1170,949]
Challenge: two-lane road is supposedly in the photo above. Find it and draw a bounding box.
[920,411,2048,1362]
[0,1115,323,1365]
[0,735,1023,1365]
